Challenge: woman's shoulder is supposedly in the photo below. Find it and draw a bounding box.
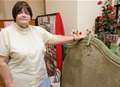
[32,25,44,29]
[31,25,46,32]
[0,24,13,34]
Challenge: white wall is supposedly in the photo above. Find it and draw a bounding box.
[46,0,103,35]
[0,0,5,20]
[77,0,101,32]
[77,0,116,32]
[46,0,77,35]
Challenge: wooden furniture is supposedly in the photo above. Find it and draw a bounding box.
[0,19,35,29]
[61,37,120,87]
[0,77,5,87]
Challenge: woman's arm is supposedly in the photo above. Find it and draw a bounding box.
[0,56,14,87]
[47,32,86,44]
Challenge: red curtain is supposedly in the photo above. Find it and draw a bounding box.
[55,12,64,71]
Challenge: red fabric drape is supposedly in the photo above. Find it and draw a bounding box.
[55,12,64,71]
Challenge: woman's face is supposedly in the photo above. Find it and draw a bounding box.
[16,8,31,28]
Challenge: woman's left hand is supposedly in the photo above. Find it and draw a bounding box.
[73,31,87,41]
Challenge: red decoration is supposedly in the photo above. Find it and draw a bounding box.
[97,0,103,5]
[55,12,64,71]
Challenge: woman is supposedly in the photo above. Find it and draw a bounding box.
[0,1,86,87]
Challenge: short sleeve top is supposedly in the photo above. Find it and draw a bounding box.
[0,22,53,87]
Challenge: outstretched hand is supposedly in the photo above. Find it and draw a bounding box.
[72,31,87,41]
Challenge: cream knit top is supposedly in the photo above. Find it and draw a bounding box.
[0,22,53,87]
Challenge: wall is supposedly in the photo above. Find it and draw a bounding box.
[46,0,77,35]
[46,0,103,35]
[0,0,5,20]
[0,0,45,20]
[77,0,101,32]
